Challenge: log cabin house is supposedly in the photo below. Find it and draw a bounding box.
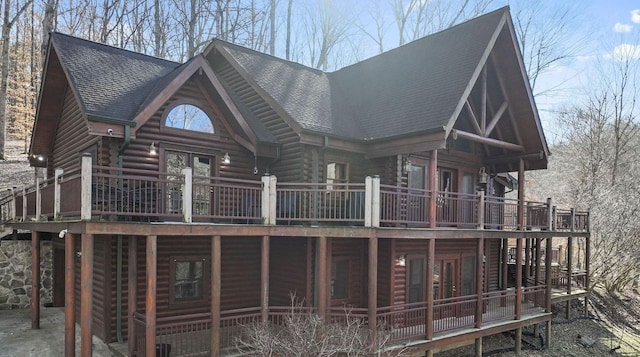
[0,6,590,357]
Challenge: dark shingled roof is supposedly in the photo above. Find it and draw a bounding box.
[216,7,508,141]
[51,33,180,121]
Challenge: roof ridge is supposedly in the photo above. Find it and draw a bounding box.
[50,32,180,66]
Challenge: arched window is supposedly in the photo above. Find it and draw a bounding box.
[164,103,214,134]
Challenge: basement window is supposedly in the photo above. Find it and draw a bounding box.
[170,256,208,305]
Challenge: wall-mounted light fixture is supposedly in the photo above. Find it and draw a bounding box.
[222,152,231,165]
[395,255,406,267]
[478,167,488,184]
[149,142,157,155]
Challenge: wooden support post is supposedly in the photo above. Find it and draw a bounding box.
[428,150,437,228]
[31,231,40,329]
[22,186,26,221]
[478,190,485,230]
[585,235,590,317]
[35,177,42,220]
[545,237,552,314]
[80,234,94,357]
[54,169,63,219]
[371,176,380,227]
[426,239,435,340]
[535,238,542,286]
[317,236,328,319]
[261,175,271,224]
[145,235,157,357]
[128,236,137,357]
[501,238,508,289]
[269,176,277,225]
[211,235,221,357]
[517,159,524,230]
[515,327,522,354]
[546,320,552,349]
[475,337,483,357]
[547,198,553,231]
[80,154,92,221]
[182,167,192,223]
[525,238,531,286]
[515,238,523,320]
[365,176,372,227]
[261,235,270,322]
[566,235,573,320]
[475,238,484,328]
[65,233,75,357]
[368,235,378,348]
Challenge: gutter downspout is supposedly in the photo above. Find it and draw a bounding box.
[116,125,131,344]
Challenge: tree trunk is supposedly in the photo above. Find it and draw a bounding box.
[269,0,275,55]
[285,0,292,60]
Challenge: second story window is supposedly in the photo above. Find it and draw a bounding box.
[165,103,214,134]
[326,162,347,190]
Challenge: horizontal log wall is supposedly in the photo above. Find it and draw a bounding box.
[269,237,310,306]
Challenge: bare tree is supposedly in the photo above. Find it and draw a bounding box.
[0,0,33,159]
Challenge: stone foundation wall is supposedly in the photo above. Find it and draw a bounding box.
[0,240,53,310]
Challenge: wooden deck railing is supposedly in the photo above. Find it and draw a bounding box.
[0,157,589,232]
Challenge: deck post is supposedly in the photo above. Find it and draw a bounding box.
[64,233,75,357]
[517,159,524,230]
[80,153,92,221]
[501,238,508,306]
[428,150,437,228]
[317,236,328,319]
[545,237,552,313]
[81,234,94,357]
[426,238,435,340]
[545,320,552,349]
[478,190,485,229]
[365,176,372,227]
[475,337,482,357]
[145,235,157,357]
[566,234,573,319]
[22,186,26,221]
[371,176,380,227]
[546,198,553,230]
[515,237,522,320]
[585,235,590,317]
[54,169,63,219]
[261,235,270,322]
[182,167,192,223]
[515,327,522,353]
[269,176,277,225]
[31,231,40,329]
[524,238,531,286]
[261,175,271,224]
[535,238,542,284]
[368,235,378,349]
[475,237,484,328]
[35,176,42,220]
[128,236,137,357]
[211,235,221,357]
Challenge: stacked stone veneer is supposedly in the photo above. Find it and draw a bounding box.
[0,240,53,310]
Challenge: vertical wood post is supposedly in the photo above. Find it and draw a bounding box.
[475,337,483,357]
[428,150,437,228]
[261,175,271,224]
[475,237,484,328]
[54,169,64,219]
[545,237,552,314]
[22,186,27,221]
[517,159,524,230]
[128,236,137,357]
[535,238,542,287]
[145,235,157,357]
[64,233,75,357]
[269,176,277,225]
[426,238,435,340]
[524,238,531,285]
[35,177,42,221]
[515,327,522,354]
[546,198,553,231]
[478,190,485,230]
[211,235,221,357]
[585,235,590,317]
[81,154,92,220]
[261,235,270,322]
[515,237,522,320]
[365,176,372,227]
[31,231,40,329]
[317,236,328,319]
[371,176,380,227]
[80,234,94,357]
[368,235,378,348]
[501,239,508,290]
[182,167,192,223]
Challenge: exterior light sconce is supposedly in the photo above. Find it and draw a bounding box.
[402,155,412,174]
[149,142,157,156]
[32,154,45,162]
[222,152,231,165]
[478,167,488,184]
[396,255,406,267]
